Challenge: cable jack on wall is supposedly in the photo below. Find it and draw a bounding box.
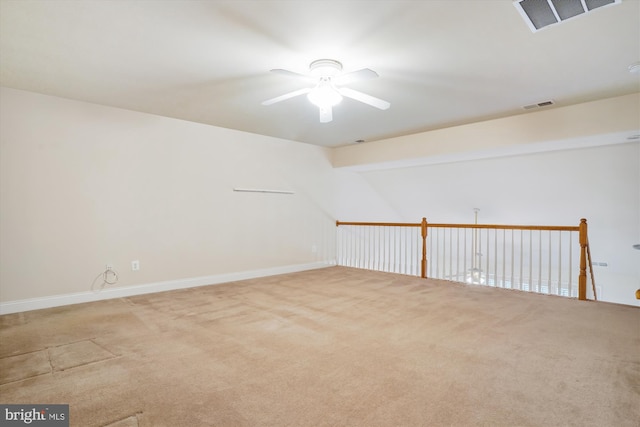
[92,265,119,292]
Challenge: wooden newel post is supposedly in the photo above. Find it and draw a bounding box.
[421,217,428,279]
[578,218,588,300]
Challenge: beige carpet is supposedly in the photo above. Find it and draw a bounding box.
[1,266,638,426]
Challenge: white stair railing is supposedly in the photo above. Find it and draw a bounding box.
[336,218,596,300]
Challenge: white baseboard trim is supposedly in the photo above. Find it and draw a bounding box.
[0,261,335,315]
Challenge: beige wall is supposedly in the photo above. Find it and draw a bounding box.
[1,87,638,309]
[0,88,337,303]
[332,93,640,170]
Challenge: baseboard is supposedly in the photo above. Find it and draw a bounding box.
[0,261,335,315]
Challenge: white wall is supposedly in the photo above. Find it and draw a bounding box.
[337,143,640,306]
[2,87,637,310]
[0,88,337,307]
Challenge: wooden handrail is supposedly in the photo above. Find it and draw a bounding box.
[426,223,579,231]
[336,220,578,232]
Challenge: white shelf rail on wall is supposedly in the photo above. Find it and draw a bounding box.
[336,218,597,301]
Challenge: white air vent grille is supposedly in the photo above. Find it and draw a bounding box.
[523,100,555,109]
[514,0,621,32]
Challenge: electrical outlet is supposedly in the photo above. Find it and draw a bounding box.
[311,245,317,253]
[131,260,140,271]
[106,264,113,271]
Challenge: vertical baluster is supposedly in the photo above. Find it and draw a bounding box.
[548,230,552,294]
[371,226,375,271]
[344,227,349,267]
[417,226,421,276]
[367,226,371,271]
[558,231,563,296]
[356,227,361,269]
[355,227,360,269]
[390,227,395,273]
[364,226,368,270]
[396,227,399,274]
[400,227,407,274]
[449,228,453,280]
[456,228,461,282]
[380,226,385,271]
[343,227,348,266]
[502,230,506,287]
[389,226,393,273]
[339,227,343,266]
[485,228,490,286]
[385,226,390,272]
[370,226,375,271]
[395,226,398,273]
[378,227,382,271]
[519,230,523,290]
[435,227,440,279]
[568,232,573,297]
[463,228,468,283]
[386,226,390,272]
[415,227,419,276]
[493,229,498,287]
[339,227,342,266]
[379,227,383,271]
[431,227,436,278]
[538,230,542,293]
[347,227,351,267]
[510,230,515,289]
[408,227,413,275]
[529,230,533,292]
[351,227,355,268]
[396,227,400,273]
[411,227,420,276]
[407,227,412,275]
[405,227,409,275]
[351,227,356,268]
[399,226,403,274]
[362,227,366,269]
[372,226,377,271]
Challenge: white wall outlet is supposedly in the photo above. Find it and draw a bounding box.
[106,264,113,271]
[131,260,140,271]
[311,245,317,253]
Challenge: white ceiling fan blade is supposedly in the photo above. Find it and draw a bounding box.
[319,106,333,123]
[339,87,390,110]
[333,68,378,86]
[270,69,316,83]
[262,87,311,106]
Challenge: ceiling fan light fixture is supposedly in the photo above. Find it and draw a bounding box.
[307,80,343,108]
[262,58,389,123]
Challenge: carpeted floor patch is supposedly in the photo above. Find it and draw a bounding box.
[0,349,50,384]
[103,412,143,426]
[48,339,117,372]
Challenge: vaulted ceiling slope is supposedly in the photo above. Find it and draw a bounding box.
[1,0,638,147]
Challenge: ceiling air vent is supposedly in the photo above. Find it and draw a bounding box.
[514,0,621,32]
[523,100,555,110]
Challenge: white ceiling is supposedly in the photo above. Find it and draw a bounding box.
[1,0,638,147]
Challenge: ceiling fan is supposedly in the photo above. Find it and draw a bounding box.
[262,59,390,123]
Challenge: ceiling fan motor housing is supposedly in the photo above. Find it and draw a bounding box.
[309,59,343,77]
